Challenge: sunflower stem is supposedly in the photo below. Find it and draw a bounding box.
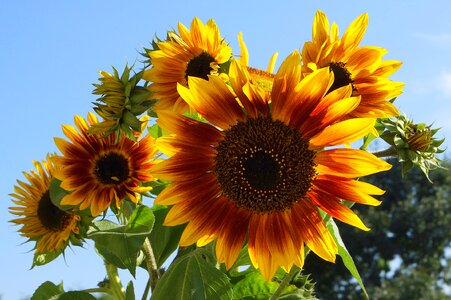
[371,146,398,158]
[142,237,160,294]
[269,265,301,300]
[104,261,125,300]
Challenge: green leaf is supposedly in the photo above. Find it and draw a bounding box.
[49,178,71,210]
[327,219,368,299]
[151,248,233,300]
[148,123,166,139]
[149,206,186,267]
[48,178,92,216]
[31,281,64,300]
[232,271,280,300]
[125,281,136,300]
[51,291,97,300]
[88,205,155,276]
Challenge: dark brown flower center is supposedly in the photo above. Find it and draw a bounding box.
[185,52,216,80]
[214,116,317,213]
[37,190,73,232]
[95,152,130,185]
[328,62,354,93]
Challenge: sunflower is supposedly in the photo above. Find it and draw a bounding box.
[53,112,157,217]
[301,10,404,118]
[9,156,81,255]
[151,51,392,280]
[143,17,232,113]
[237,32,278,96]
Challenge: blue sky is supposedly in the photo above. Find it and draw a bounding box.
[1,1,450,298]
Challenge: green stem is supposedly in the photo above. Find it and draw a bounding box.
[142,237,160,296]
[371,146,398,158]
[269,265,301,300]
[104,261,125,300]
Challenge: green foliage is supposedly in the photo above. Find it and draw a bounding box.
[31,281,64,300]
[151,248,233,300]
[231,270,314,300]
[125,281,135,300]
[31,281,96,300]
[327,219,368,299]
[148,205,185,267]
[88,205,155,276]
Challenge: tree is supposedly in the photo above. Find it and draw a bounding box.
[303,159,451,299]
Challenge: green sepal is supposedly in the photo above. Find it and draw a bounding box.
[122,110,142,132]
[32,250,63,268]
[129,86,152,105]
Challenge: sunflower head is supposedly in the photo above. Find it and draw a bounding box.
[142,17,233,113]
[237,32,278,96]
[90,65,153,140]
[9,156,83,264]
[53,112,158,217]
[151,51,391,280]
[301,10,404,118]
[381,115,445,180]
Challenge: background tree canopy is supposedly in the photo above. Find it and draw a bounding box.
[304,158,451,300]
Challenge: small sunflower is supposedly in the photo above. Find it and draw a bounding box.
[380,115,445,180]
[53,112,158,217]
[237,32,278,96]
[90,65,152,139]
[143,17,232,113]
[9,156,81,255]
[301,10,404,118]
[151,51,391,280]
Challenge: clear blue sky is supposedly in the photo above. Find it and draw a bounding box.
[1,1,450,299]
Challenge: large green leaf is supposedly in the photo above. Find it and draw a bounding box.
[31,281,64,300]
[151,249,233,300]
[31,281,97,300]
[88,205,155,276]
[149,205,185,267]
[51,291,97,300]
[232,271,280,300]
[327,219,368,299]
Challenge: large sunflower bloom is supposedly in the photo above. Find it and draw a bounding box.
[9,156,80,254]
[53,112,157,217]
[143,17,232,113]
[151,51,391,280]
[302,10,404,118]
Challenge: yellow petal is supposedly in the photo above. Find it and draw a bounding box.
[315,148,392,178]
[309,118,375,149]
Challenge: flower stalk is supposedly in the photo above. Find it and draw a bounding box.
[142,237,160,292]
[104,261,125,300]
